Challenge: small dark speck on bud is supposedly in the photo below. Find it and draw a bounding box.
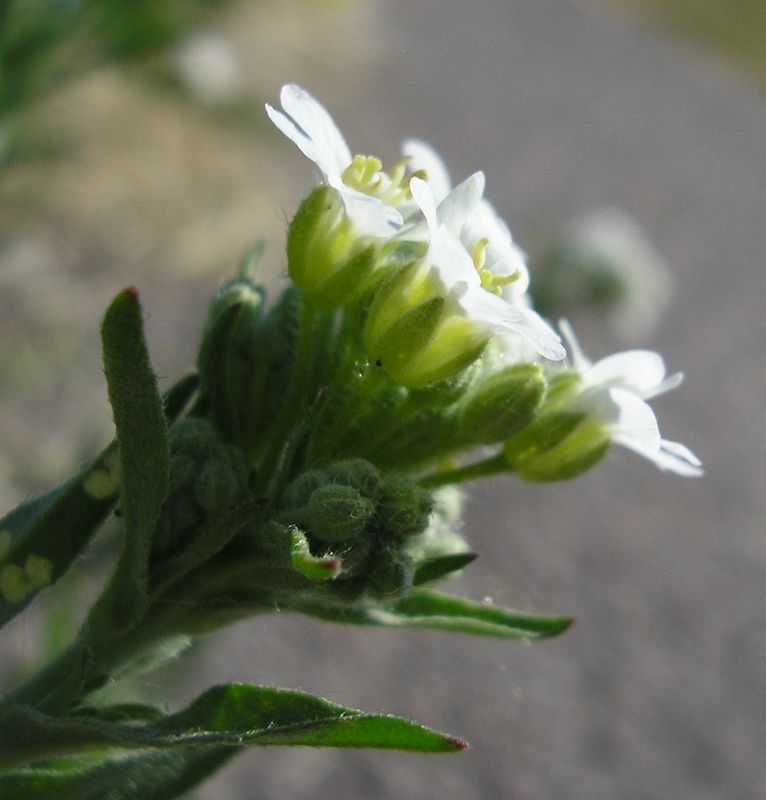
[375,359,383,367]
[445,735,469,751]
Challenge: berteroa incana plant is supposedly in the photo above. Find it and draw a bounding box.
[0,85,702,799]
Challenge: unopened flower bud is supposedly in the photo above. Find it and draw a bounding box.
[154,418,249,555]
[280,468,327,511]
[299,484,376,542]
[325,459,382,500]
[197,277,264,443]
[459,363,545,444]
[376,477,434,539]
[366,549,415,598]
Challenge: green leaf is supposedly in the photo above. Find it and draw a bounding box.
[99,288,169,628]
[108,636,193,684]
[291,589,573,640]
[0,446,118,628]
[412,553,478,586]
[0,684,466,770]
[0,747,235,800]
[390,590,573,638]
[0,373,196,632]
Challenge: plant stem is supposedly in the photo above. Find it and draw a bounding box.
[419,452,509,489]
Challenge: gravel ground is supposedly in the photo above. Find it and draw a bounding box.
[3,1,765,799]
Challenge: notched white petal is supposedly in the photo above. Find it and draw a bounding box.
[586,350,667,392]
[606,387,661,451]
[278,84,351,178]
[342,188,403,237]
[437,172,485,231]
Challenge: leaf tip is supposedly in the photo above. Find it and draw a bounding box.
[124,286,140,301]
[444,734,470,752]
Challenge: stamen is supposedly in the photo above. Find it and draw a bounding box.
[473,239,520,295]
[342,155,383,194]
[472,238,489,270]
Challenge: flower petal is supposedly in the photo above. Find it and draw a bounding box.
[430,225,480,288]
[586,350,667,393]
[410,176,440,240]
[341,186,403,237]
[402,138,453,201]
[605,387,662,452]
[437,172,486,232]
[457,289,565,361]
[266,84,351,180]
[655,439,703,476]
[558,319,590,371]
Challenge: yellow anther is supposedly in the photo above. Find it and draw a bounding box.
[472,238,489,271]
[342,155,383,194]
[475,239,521,296]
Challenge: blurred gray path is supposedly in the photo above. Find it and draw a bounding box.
[196,1,766,797]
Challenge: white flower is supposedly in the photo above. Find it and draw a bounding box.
[266,84,402,238]
[411,178,565,362]
[560,320,702,476]
[403,139,530,301]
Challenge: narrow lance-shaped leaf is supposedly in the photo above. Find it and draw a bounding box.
[0,683,467,770]
[0,746,235,800]
[289,588,573,639]
[0,445,118,629]
[0,373,196,632]
[412,553,478,586]
[98,288,169,629]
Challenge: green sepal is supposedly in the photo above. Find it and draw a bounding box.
[97,288,169,630]
[504,411,610,481]
[458,363,545,445]
[196,277,264,444]
[369,297,446,381]
[289,483,376,543]
[238,240,266,282]
[0,683,466,770]
[290,588,573,640]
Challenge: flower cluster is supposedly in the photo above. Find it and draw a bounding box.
[263,84,700,479]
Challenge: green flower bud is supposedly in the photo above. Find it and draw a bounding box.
[503,411,610,481]
[458,363,546,445]
[366,549,415,599]
[197,277,264,443]
[287,185,380,309]
[299,483,376,542]
[154,418,250,555]
[325,459,382,500]
[280,468,327,511]
[376,477,434,540]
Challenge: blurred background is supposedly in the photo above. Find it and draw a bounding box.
[1,1,765,798]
